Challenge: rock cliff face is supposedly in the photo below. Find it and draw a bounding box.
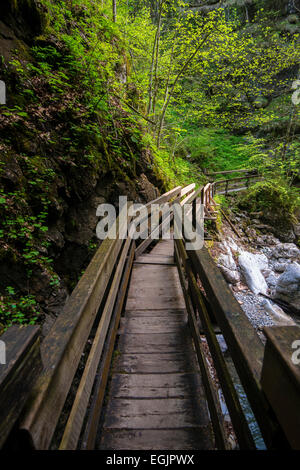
[0,1,164,328]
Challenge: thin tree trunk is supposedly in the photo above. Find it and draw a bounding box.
[147,0,163,117]
[151,9,163,118]
[112,0,117,22]
[157,31,212,147]
[281,67,300,164]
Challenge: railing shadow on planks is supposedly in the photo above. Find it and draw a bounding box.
[0,183,299,450]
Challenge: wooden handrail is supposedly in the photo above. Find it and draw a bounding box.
[19,202,132,449]
[207,168,258,176]
[173,208,288,449]
[16,185,193,450]
[3,179,292,451]
[215,174,261,185]
[135,183,196,258]
[261,326,300,449]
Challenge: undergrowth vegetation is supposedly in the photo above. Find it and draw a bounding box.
[0,0,299,326]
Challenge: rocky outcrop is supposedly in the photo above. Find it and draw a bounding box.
[0,0,48,61]
[274,263,300,311]
[261,298,296,325]
[217,240,240,284]
[238,251,268,294]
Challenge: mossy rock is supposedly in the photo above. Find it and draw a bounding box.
[287,14,299,24]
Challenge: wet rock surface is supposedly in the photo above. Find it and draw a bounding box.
[214,208,300,333]
[275,263,300,311]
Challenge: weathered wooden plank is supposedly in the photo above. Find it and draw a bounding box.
[113,353,199,374]
[80,241,136,450]
[261,326,300,449]
[126,277,183,291]
[179,183,196,198]
[136,253,174,259]
[126,264,185,310]
[118,332,193,354]
[126,282,183,297]
[134,255,175,265]
[120,316,186,334]
[109,373,204,399]
[99,427,213,450]
[59,237,132,450]
[19,204,130,450]
[150,240,174,256]
[126,295,185,311]
[135,215,174,258]
[0,326,41,449]
[125,309,186,318]
[104,397,210,429]
[129,265,181,284]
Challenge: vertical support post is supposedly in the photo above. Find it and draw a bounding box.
[261,326,300,449]
[192,198,197,229]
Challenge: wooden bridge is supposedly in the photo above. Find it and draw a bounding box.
[1,181,300,451]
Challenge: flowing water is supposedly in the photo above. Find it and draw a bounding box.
[217,335,266,450]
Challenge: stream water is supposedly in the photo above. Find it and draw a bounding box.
[217,335,266,450]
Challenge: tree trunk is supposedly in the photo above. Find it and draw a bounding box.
[156,31,212,147]
[112,0,117,22]
[147,0,163,117]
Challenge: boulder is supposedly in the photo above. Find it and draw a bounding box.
[271,243,300,261]
[255,253,269,271]
[293,224,300,239]
[274,263,300,311]
[274,262,288,273]
[261,299,295,326]
[274,227,296,243]
[262,268,272,278]
[266,274,278,290]
[238,251,268,295]
[219,265,240,285]
[217,240,240,285]
[218,252,236,271]
[287,14,299,24]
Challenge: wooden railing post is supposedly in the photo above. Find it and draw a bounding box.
[0,326,42,449]
[261,326,300,449]
[192,198,197,229]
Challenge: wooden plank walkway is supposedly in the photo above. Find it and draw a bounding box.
[97,239,214,450]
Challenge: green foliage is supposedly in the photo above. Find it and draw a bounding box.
[1,0,300,327]
[174,127,249,173]
[0,0,168,326]
[239,179,300,219]
[0,287,39,328]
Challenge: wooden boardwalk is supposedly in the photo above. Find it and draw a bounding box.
[97,240,214,450]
